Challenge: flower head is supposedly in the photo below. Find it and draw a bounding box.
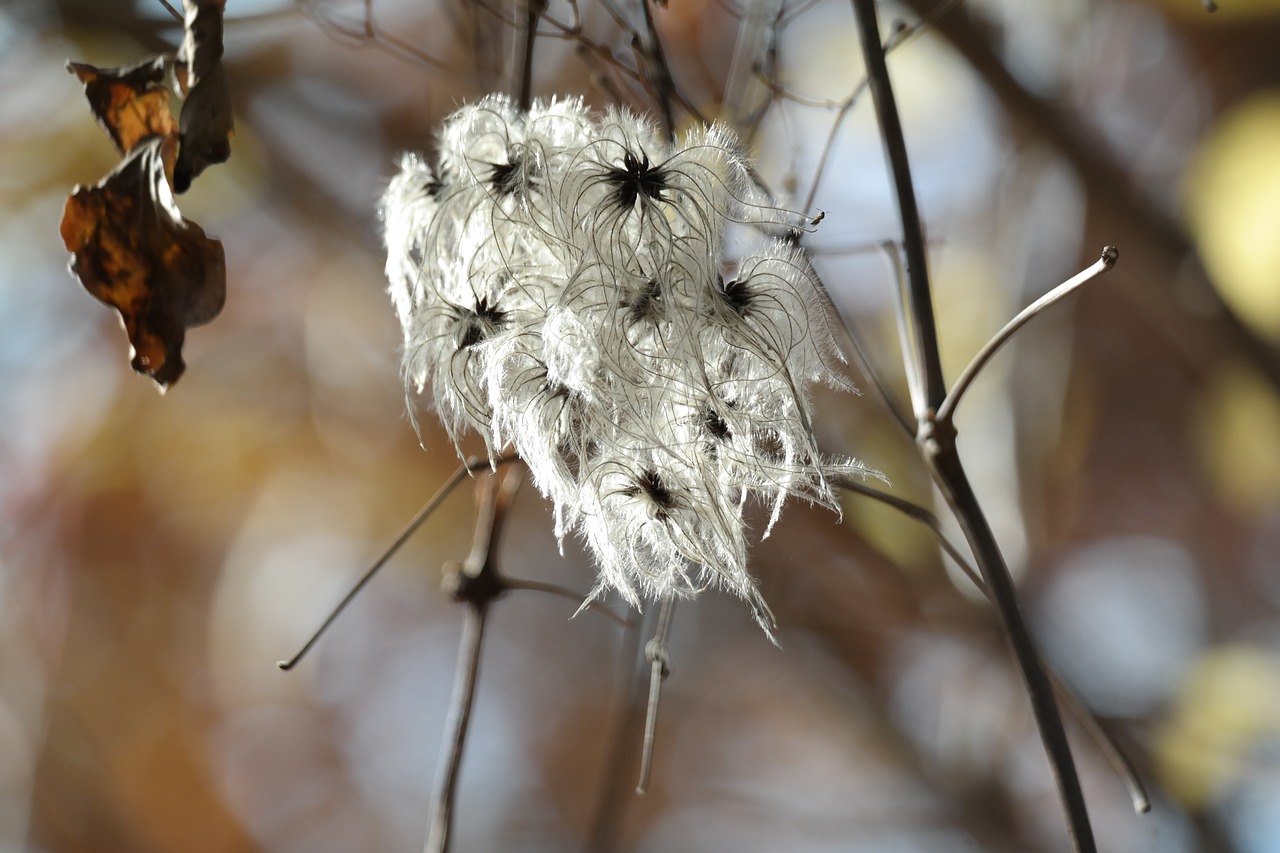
[382,95,875,636]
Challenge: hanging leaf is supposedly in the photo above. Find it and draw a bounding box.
[60,135,226,390]
[66,56,177,154]
[174,0,233,192]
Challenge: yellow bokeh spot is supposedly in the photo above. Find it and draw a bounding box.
[1193,362,1280,514]
[1154,645,1280,810]
[1184,92,1280,341]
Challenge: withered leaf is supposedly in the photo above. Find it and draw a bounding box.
[177,0,225,88]
[60,135,225,390]
[174,0,233,193]
[66,56,177,154]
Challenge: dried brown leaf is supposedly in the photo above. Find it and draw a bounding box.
[60,135,226,390]
[174,0,233,192]
[178,0,226,88]
[66,56,177,154]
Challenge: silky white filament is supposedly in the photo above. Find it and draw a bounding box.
[381,94,874,635]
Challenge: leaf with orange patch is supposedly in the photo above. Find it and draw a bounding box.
[66,56,177,155]
[60,135,225,390]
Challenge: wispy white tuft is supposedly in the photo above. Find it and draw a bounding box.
[380,93,875,637]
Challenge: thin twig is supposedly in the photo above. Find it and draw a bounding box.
[850,1,1096,849]
[937,247,1118,426]
[157,0,183,22]
[504,578,632,627]
[1051,673,1151,815]
[896,0,1280,391]
[881,240,927,429]
[298,0,451,73]
[851,0,945,416]
[512,0,546,111]
[586,611,646,852]
[276,456,504,671]
[638,0,676,140]
[834,476,973,572]
[826,281,915,436]
[799,7,946,214]
[535,10,705,121]
[833,475,1152,815]
[722,0,784,130]
[426,468,523,853]
[636,595,675,794]
[424,603,488,853]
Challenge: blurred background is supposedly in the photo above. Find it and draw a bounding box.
[3,0,1280,850]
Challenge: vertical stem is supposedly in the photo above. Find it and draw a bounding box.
[512,0,546,111]
[925,440,1096,852]
[424,604,489,853]
[850,1,1097,850]
[636,596,675,794]
[639,0,676,141]
[586,614,646,853]
[851,0,945,415]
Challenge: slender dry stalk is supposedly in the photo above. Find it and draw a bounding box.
[850,0,1097,849]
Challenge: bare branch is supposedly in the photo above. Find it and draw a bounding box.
[834,474,1152,816]
[850,0,945,417]
[276,456,507,671]
[426,468,523,853]
[898,0,1280,391]
[638,0,677,139]
[636,595,675,794]
[851,1,1097,848]
[424,603,488,853]
[512,0,547,111]
[937,247,1119,427]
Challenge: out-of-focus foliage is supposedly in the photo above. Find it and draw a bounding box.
[4,1,1280,851]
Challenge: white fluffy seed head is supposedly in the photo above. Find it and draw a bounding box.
[380,97,876,636]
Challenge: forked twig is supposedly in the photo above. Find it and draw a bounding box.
[425,468,523,853]
[424,466,631,851]
[834,475,1150,814]
[277,455,506,671]
[850,1,1096,849]
[936,247,1119,426]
